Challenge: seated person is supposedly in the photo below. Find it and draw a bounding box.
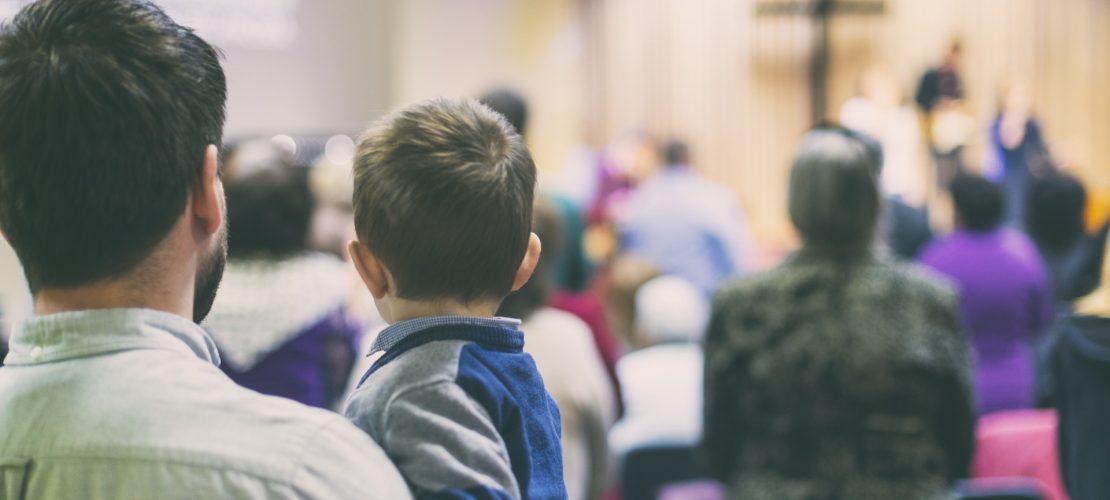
[203,159,362,409]
[498,197,617,500]
[616,140,750,297]
[344,98,565,499]
[921,174,1054,414]
[610,275,707,458]
[705,127,975,499]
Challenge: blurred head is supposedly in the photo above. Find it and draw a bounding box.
[0,0,228,322]
[607,254,661,347]
[943,39,963,68]
[479,87,529,137]
[789,127,881,250]
[998,79,1033,116]
[662,140,691,168]
[611,130,660,182]
[1028,172,1087,251]
[949,174,1005,232]
[635,275,709,345]
[348,98,539,318]
[497,197,564,320]
[226,164,314,260]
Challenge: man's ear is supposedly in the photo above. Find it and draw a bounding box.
[510,232,542,292]
[347,240,391,299]
[192,144,223,236]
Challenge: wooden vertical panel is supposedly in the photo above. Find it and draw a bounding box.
[575,0,1110,242]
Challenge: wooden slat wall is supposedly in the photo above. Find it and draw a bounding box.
[587,0,1110,244]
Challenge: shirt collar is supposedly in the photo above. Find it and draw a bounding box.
[369,315,521,354]
[5,308,221,366]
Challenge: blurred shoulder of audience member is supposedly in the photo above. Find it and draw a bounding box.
[704,127,974,499]
[1048,234,1110,499]
[204,156,362,410]
[610,275,708,459]
[498,196,616,500]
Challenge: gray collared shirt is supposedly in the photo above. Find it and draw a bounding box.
[0,308,411,500]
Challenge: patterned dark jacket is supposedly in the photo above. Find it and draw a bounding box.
[703,248,975,500]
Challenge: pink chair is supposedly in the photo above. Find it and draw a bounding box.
[972,409,1067,500]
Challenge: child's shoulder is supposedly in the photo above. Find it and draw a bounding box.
[360,339,470,392]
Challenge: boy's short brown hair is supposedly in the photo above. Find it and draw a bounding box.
[353,98,536,302]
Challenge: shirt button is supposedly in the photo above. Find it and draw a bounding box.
[29,346,43,360]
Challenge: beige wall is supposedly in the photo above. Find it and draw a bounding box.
[383,0,587,174]
[222,0,390,137]
[586,0,1110,245]
[827,0,1110,189]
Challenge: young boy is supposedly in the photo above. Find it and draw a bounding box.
[344,98,566,499]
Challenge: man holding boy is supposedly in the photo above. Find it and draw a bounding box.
[0,1,409,497]
[345,98,567,499]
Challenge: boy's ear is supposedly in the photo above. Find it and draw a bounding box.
[510,232,542,292]
[347,240,390,299]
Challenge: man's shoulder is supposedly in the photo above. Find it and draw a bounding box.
[0,353,402,496]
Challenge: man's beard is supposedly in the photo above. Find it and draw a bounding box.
[193,223,228,323]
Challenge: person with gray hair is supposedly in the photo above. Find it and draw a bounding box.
[610,275,709,458]
[703,126,975,499]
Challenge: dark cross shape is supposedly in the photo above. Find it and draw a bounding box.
[756,0,885,125]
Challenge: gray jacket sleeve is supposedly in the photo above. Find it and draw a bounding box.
[381,380,521,499]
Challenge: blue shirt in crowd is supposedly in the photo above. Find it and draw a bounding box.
[617,166,749,296]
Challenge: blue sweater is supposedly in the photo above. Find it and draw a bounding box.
[345,316,566,500]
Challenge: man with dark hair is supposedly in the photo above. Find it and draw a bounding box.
[0,1,408,497]
[617,139,750,296]
[344,98,566,499]
[921,174,1054,414]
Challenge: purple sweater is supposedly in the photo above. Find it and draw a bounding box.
[920,228,1054,414]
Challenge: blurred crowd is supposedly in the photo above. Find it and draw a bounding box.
[2,3,1110,500]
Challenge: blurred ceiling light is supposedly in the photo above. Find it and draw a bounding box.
[324,135,355,165]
